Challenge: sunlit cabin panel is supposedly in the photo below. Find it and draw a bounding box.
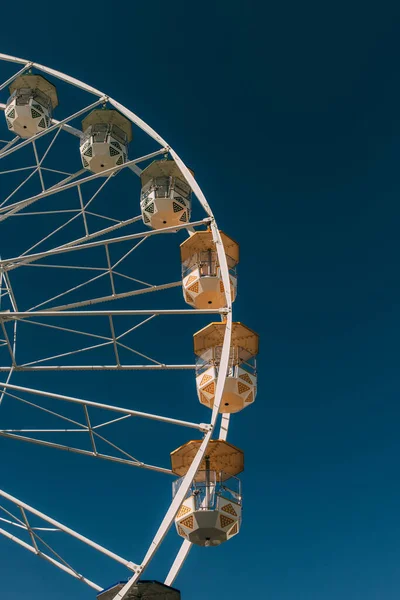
[80,109,132,174]
[140,160,192,229]
[173,471,242,546]
[171,440,244,547]
[181,231,239,308]
[5,74,58,138]
[193,322,259,413]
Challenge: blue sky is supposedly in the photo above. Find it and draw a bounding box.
[2,1,400,599]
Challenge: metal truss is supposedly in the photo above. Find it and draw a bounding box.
[0,52,233,598]
[0,488,140,590]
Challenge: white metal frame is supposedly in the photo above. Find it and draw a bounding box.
[0,52,234,597]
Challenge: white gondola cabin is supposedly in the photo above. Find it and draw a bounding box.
[80,109,132,174]
[5,74,58,138]
[193,322,258,413]
[181,230,239,308]
[171,440,243,547]
[140,160,191,229]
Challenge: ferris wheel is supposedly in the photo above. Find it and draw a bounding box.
[0,52,259,599]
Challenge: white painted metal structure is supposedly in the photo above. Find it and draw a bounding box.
[0,52,235,598]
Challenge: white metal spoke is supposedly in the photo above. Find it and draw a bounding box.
[113,270,153,288]
[165,540,192,586]
[0,516,56,530]
[111,237,148,270]
[50,120,83,139]
[47,168,87,190]
[3,271,18,311]
[1,384,195,471]
[4,429,87,433]
[82,171,114,213]
[0,165,36,175]
[1,389,154,467]
[27,270,109,311]
[0,124,64,209]
[32,141,45,191]
[20,340,113,367]
[0,158,41,207]
[83,406,96,454]
[0,122,64,208]
[0,61,31,92]
[1,218,211,272]
[219,413,231,441]
[109,315,120,366]
[86,211,121,224]
[11,209,81,216]
[28,529,82,579]
[105,245,116,294]
[116,315,158,341]
[0,527,102,591]
[109,98,168,148]
[0,381,210,431]
[0,433,172,474]
[0,526,102,591]
[77,185,89,236]
[18,518,78,588]
[20,208,83,258]
[116,339,161,366]
[91,430,141,464]
[1,322,16,366]
[127,163,142,176]
[92,415,131,430]
[0,507,58,532]
[18,318,112,343]
[54,214,142,253]
[20,506,40,552]
[0,163,68,178]
[1,389,88,429]
[0,148,168,220]
[0,364,196,371]
[17,54,104,92]
[0,367,13,406]
[0,136,19,155]
[0,516,30,530]
[0,504,27,528]
[24,263,107,271]
[40,166,73,176]
[0,488,140,571]
[2,308,223,319]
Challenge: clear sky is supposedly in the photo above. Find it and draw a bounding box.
[2,1,400,599]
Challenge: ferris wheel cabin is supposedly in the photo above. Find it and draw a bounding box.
[80,109,132,174]
[97,580,180,600]
[140,160,192,229]
[180,230,239,308]
[193,322,259,413]
[171,440,244,547]
[5,74,58,138]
